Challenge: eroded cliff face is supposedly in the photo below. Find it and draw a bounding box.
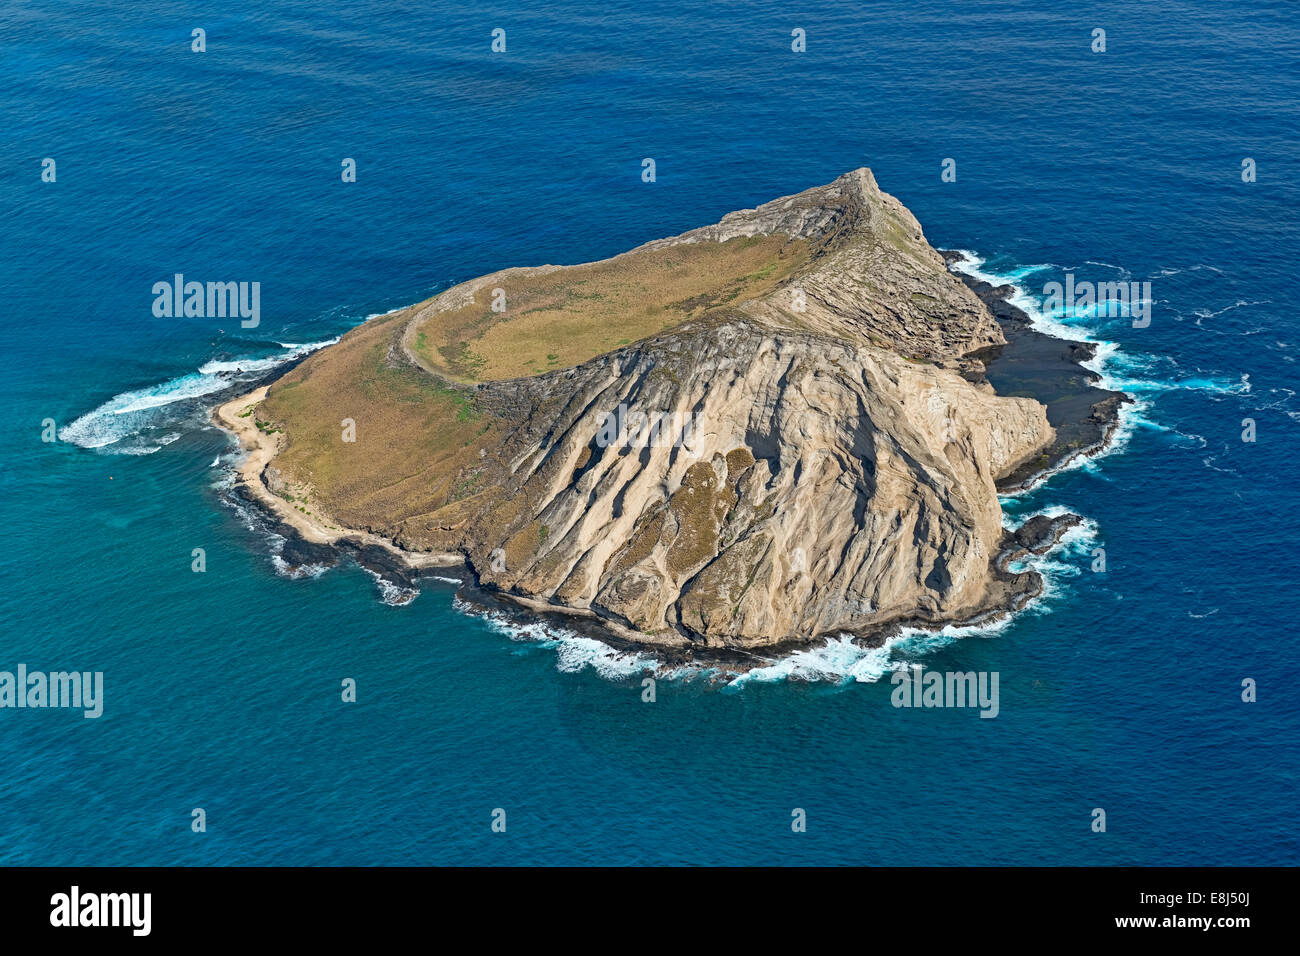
[457,320,1051,647]
[637,167,1005,361]
[257,168,1055,650]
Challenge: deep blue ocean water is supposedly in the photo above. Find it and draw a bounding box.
[1,0,1297,865]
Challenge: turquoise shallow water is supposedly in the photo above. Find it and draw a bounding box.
[1,0,1297,864]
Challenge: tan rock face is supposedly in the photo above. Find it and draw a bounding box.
[639,167,1004,360]
[261,168,1055,650]
[456,319,1051,648]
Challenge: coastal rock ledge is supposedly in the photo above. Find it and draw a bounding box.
[218,169,1085,654]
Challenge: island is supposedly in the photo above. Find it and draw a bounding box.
[215,169,1126,664]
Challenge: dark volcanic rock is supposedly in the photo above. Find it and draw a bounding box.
[997,512,1085,567]
[940,251,1131,491]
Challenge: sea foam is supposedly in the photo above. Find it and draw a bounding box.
[60,338,337,453]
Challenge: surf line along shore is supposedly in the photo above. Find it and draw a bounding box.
[214,384,688,653]
[213,355,1105,671]
[211,170,1127,665]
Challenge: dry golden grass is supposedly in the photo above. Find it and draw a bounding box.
[413,234,809,381]
[258,309,499,537]
[255,233,808,544]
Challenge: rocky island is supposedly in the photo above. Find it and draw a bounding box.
[216,169,1126,663]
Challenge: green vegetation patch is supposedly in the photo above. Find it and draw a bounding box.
[665,460,738,579]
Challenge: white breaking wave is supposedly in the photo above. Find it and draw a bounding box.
[452,597,659,679]
[446,514,1097,689]
[61,372,234,446]
[727,636,899,687]
[196,342,339,375]
[953,250,1245,398]
[998,501,1077,529]
[60,338,337,452]
[731,515,1099,687]
[271,555,332,580]
[363,568,420,606]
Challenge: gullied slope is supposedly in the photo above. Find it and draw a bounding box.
[254,169,1055,650]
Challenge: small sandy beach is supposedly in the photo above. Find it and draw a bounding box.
[213,387,461,569]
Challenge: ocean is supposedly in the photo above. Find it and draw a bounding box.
[1,0,1296,865]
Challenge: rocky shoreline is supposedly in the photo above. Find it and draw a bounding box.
[212,296,1114,672]
[447,504,1086,671]
[940,250,1131,491]
[211,172,1130,671]
[219,478,1088,673]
